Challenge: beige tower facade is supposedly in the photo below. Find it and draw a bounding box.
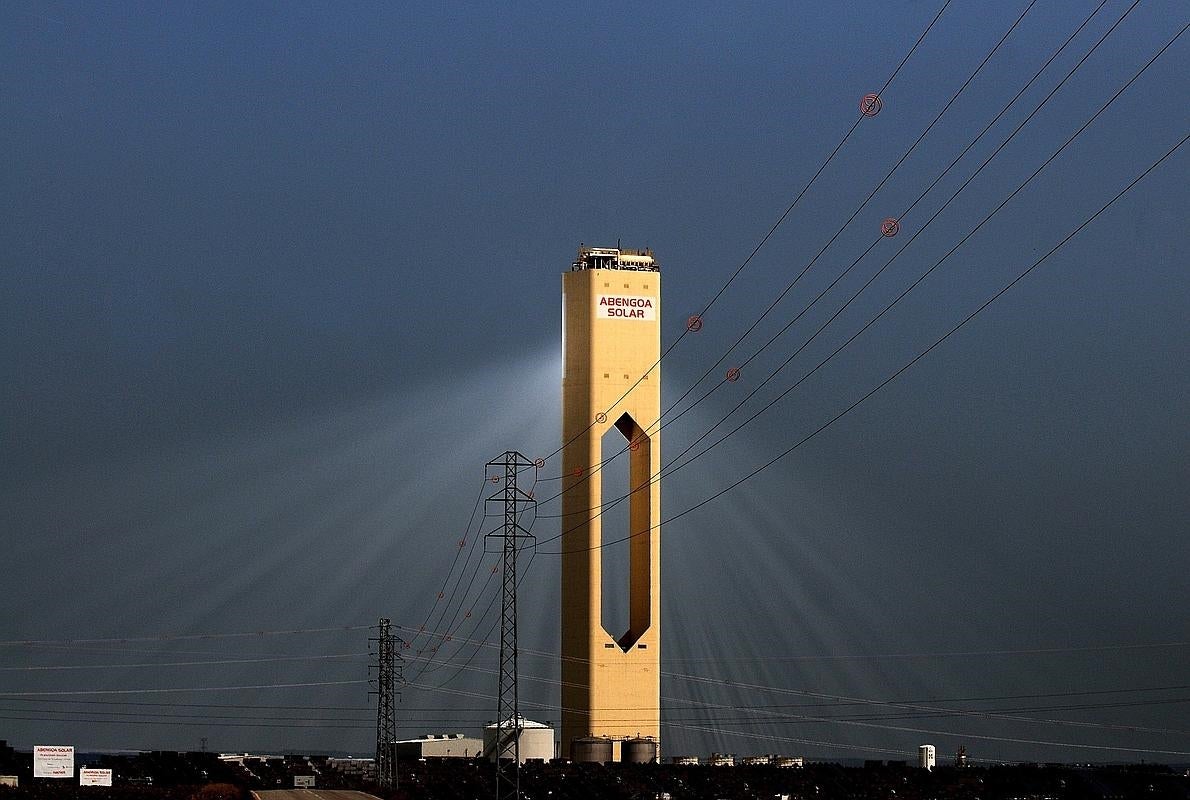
[561,246,661,758]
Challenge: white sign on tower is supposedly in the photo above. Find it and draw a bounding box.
[596,294,655,320]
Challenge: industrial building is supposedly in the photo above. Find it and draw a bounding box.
[395,733,483,760]
[560,245,663,758]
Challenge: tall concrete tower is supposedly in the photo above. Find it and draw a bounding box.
[561,245,661,758]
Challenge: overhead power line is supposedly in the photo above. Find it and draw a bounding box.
[540,0,1142,520]
[0,652,370,671]
[663,640,1190,661]
[536,25,1189,553]
[0,679,369,697]
[538,0,1059,499]
[0,625,373,649]
[404,476,491,656]
[541,0,954,466]
[650,0,1164,488]
[0,713,374,730]
[398,619,1190,673]
[406,461,540,685]
[0,697,374,710]
[399,666,1190,756]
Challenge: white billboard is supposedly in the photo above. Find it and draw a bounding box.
[80,768,113,787]
[294,775,316,788]
[33,745,74,779]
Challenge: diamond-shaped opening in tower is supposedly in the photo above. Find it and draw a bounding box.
[599,412,652,651]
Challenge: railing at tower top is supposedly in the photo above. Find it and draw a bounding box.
[571,245,660,272]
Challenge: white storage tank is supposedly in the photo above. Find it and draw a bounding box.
[483,717,554,764]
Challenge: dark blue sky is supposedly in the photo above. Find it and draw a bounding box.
[2,1,1188,762]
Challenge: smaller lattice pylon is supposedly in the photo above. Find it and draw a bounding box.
[370,618,404,790]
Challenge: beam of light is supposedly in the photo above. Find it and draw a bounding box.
[1,346,561,752]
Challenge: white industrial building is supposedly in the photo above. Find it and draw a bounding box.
[395,733,483,760]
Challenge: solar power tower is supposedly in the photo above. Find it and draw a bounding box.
[560,245,662,759]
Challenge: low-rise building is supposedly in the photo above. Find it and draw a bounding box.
[396,733,483,760]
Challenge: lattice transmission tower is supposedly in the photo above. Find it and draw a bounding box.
[371,617,403,791]
[484,451,537,800]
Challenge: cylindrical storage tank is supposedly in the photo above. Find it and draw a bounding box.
[571,737,613,764]
[621,737,657,764]
[517,725,554,762]
[483,717,555,763]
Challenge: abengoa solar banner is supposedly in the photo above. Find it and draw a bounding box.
[33,746,73,779]
[596,295,655,320]
[80,769,113,787]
